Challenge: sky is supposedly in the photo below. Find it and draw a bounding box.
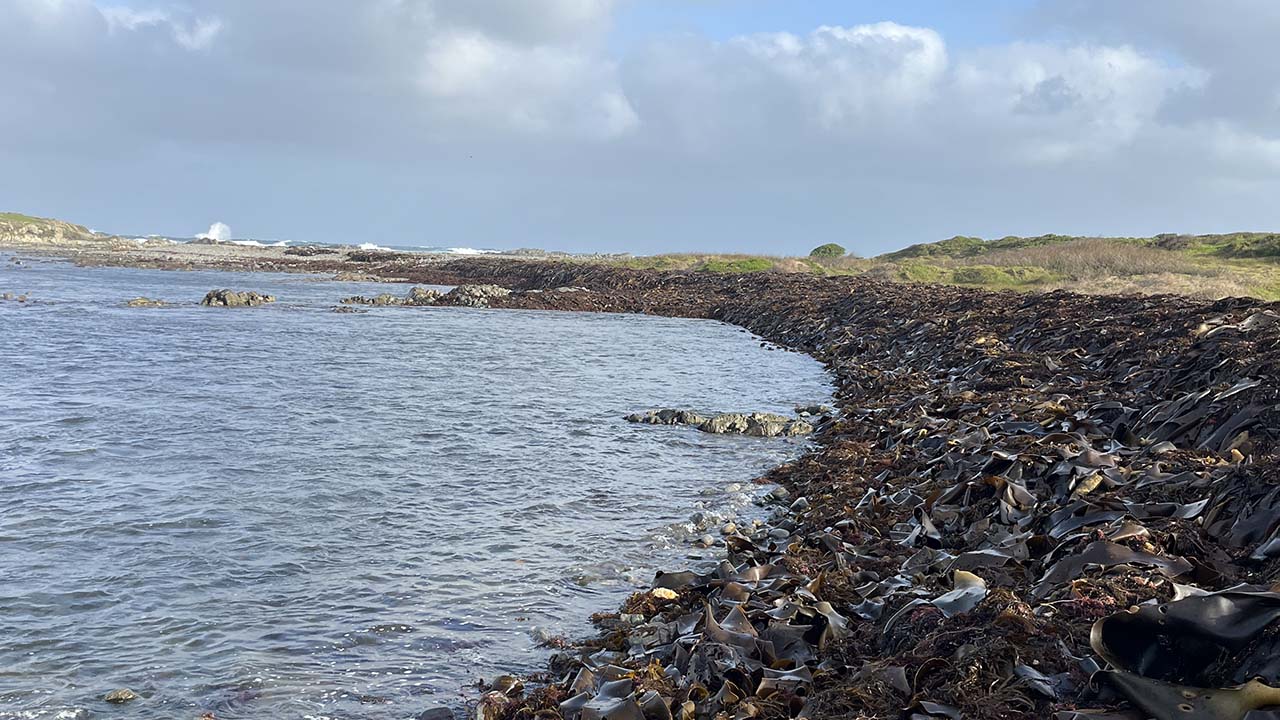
[2,0,1278,254]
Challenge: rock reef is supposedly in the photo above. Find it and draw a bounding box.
[200,289,276,307]
[627,409,816,438]
[340,284,513,309]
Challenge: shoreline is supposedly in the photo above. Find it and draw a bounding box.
[7,242,1280,719]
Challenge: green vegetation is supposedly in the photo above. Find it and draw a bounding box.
[0,212,42,224]
[808,243,846,258]
[597,231,1280,300]
[701,257,775,273]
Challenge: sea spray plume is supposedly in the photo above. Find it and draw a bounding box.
[196,222,231,242]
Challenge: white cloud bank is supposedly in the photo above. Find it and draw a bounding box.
[1,0,1277,252]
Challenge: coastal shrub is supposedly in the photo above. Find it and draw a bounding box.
[809,243,846,258]
[882,235,986,260]
[951,264,1054,286]
[892,262,948,284]
[978,239,1213,279]
[700,257,775,273]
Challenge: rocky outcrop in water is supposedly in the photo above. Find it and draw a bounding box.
[200,289,276,307]
[103,689,139,704]
[627,409,815,437]
[446,284,512,308]
[340,284,510,308]
[341,286,443,307]
[126,297,168,308]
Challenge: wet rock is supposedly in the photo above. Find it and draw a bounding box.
[200,289,275,307]
[625,408,814,437]
[340,286,444,307]
[407,286,442,305]
[331,305,367,314]
[490,675,523,697]
[283,245,338,257]
[104,688,139,704]
[333,271,381,282]
[414,708,454,720]
[126,297,167,308]
[475,691,511,720]
[444,284,511,308]
[625,409,708,426]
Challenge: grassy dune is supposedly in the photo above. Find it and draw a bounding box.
[608,233,1280,300]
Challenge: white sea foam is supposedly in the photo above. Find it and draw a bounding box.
[357,242,392,251]
[228,239,288,248]
[196,221,231,242]
[442,247,500,255]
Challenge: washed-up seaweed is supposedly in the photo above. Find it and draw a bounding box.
[364,259,1280,720]
[44,245,1280,718]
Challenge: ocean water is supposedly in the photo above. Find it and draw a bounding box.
[0,255,831,719]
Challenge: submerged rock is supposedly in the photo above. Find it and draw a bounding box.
[626,408,814,437]
[126,297,167,308]
[200,289,275,307]
[104,688,139,704]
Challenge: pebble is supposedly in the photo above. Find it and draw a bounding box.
[651,587,679,601]
[696,534,716,548]
[721,522,738,535]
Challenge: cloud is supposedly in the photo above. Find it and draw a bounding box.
[1,0,1278,253]
[100,6,222,49]
[418,27,637,137]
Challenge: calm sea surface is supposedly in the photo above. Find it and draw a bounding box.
[0,255,830,719]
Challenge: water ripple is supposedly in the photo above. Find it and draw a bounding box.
[0,257,831,719]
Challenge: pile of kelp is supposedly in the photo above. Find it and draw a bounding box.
[395,259,1280,720]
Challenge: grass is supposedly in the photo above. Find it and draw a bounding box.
[0,212,42,224]
[598,233,1280,300]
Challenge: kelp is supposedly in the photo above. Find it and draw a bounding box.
[365,258,1280,720]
